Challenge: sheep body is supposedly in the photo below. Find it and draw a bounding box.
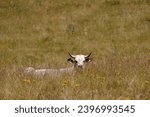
[24,66,74,77]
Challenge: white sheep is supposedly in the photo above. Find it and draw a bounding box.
[24,53,92,77]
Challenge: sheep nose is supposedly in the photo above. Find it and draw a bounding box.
[78,65,83,68]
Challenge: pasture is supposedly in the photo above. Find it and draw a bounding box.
[0,0,150,99]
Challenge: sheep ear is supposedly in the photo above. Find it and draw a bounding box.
[85,58,92,62]
[67,58,74,63]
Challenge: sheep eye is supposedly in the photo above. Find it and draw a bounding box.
[74,60,78,63]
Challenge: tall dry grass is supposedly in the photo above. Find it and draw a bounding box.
[0,0,150,99]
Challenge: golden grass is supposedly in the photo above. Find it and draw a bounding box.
[0,0,150,99]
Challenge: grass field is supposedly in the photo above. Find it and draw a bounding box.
[0,0,150,99]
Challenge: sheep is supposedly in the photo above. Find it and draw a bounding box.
[24,53,92,77]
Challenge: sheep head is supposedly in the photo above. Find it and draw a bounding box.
[67,52,92,68]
